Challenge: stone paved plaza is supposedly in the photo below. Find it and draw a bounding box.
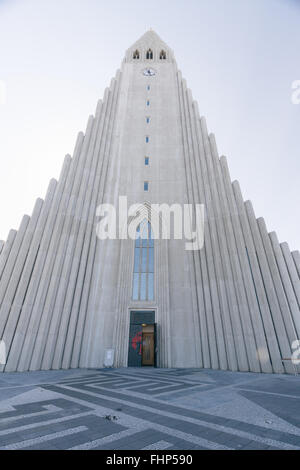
[0,367,299,450]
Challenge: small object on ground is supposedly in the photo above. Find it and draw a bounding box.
[104,415,118,421]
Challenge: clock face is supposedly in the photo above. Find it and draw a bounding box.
[143,68,156,76]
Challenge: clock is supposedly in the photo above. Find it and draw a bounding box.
[143,68,156,77]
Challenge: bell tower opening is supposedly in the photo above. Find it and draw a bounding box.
[146,48,153,60]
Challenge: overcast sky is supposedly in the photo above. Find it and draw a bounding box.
[0,0,299,250]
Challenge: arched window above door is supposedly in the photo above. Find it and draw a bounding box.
[132,220,154,301]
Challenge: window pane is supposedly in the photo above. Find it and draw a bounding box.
[140,221,147,239]
[140,220,148,246]
[134,247,140,272]
[147,222,151,239]
[132,221,154,301]
[145,157,149,165]
[132,273,139,300]
[141,248,147,271]
[144,181,148,191]
[149,226,154,246]
[148,273,154,300]
[140,273,147,300]
[148,248,154,272]
[135,225,141,247]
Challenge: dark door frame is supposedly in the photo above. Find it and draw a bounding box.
[128,310,156,367]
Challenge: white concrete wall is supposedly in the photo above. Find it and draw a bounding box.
[0,31,299,373]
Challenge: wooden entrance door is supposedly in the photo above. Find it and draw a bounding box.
[142,332,154,366]
[128,311,156,367]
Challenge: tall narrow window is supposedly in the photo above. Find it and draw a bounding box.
[144,181,149,191]
[146,116,150,123]
[132,220,154,301]
[146,49,153,60]
[146,136,149,143]
[145,157,149,165]
[147,85,150,91]
[160,50,166,60]
[146,100,150,106]
[133,50,140,59]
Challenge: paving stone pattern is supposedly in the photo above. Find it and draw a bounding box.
[0,368,299,450]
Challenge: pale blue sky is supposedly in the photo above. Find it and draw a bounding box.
[0,0,299,249]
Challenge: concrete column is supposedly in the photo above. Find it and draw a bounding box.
[291,251,300,279]
[194,106,241,371]
[3,180,57,372]
[81,77,128,368]
[2,181,56,371]
[73,84,120,368]
[73,82,117,367]
[74,95,113,367]
[16,152,74,371]
[280,243,300,307]
[0,216,30,308]
[176,77,212,368]
[0,198,43,339]
[207,138,261,372]
[0,230,17,283]
[268,234,300,338]
[181,79,217,368]
[216,151,271,372]
[229,181,284,372]
[41,101,105,370]
[201,117,250,372]
[28,117,95,371]
[50,99,107,370]
[258,218,297,346]
[245,201,294,373]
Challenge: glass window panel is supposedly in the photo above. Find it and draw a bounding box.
[135,226,141,247]
[132,273,139,300]
[140,220,148,246]
[148,273,154,300]
[140,221,147,238]
[149,225,154,246]
[134,247,140,272]
[145,157,149,165]
[148,248,154,272]
[132,221,154,301]
[140,273,147,300]
[144,181,148,191]
[141,248,147,272]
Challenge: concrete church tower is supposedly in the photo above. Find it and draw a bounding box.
[0,30,299,374]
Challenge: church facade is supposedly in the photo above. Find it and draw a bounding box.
[0,31,299,373]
